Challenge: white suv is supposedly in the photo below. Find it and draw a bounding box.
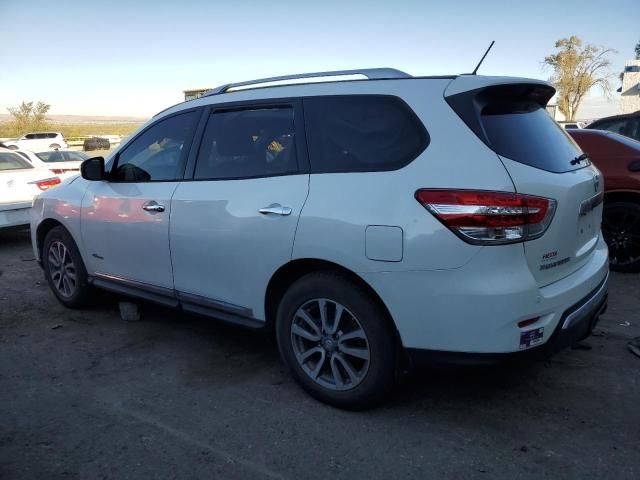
[31,69,609,408]
[4,132,68,151]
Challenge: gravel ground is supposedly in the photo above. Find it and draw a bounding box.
[1,229,639,479]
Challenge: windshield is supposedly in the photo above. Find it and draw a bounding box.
[481,103,584,173]
[35,151,89,163]
[0,151,34,170]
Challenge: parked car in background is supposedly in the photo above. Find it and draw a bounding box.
[83,136,111,151]
[2,132,68,151]
[568,129,640,273]
[559,121,585,130]
[15,149,89,178]
[0,147,60,231]
[31,69,609,408]
[586,111,640,142]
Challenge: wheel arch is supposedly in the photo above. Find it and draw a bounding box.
[264,258,402,345]
[36,218,80,261]
[604,190,640,205]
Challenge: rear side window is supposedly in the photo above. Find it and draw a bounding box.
[0,152,33,170]
[194,107,298,180]
[480,103,582,173]
[304,95,428,173]
[592,118,639,141]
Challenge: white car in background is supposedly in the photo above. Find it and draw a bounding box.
[0,148,61,231]
[15,149,89,178]
[3,132,69,151]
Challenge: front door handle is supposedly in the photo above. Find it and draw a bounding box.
[259,204,292,216]
[142,201,165,213]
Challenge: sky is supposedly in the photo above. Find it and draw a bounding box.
[0,0,638,118]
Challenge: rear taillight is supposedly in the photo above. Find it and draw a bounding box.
[415,189,556,245]
[30,177,62,191]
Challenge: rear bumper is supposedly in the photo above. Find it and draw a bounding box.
[0,204,31,230]
[361,234,609,354]
[406,272,608,367]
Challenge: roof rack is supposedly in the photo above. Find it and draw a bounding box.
[203,68,412,97]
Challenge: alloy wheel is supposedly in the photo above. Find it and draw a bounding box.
[290,298,370,391]
[602,208,640,268]
[48,240,77,298]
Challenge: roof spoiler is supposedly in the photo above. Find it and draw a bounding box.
[445,82,556,144]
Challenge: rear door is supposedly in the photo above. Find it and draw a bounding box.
[446,81,604,286]
[170,101,309,320]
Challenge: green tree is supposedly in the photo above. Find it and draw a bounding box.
[544,36,615,121]
[6,101,51,136]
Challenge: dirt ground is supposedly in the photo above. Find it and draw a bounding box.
[1,229,639,479]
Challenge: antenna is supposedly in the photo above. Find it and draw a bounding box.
[471,40,495,75]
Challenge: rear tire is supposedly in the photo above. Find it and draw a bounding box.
[43,226,92,308]
[49,143,61,150]
[276,271,396,409]
[602,201,640,273]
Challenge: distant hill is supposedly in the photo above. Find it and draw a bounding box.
[0,114,148,124]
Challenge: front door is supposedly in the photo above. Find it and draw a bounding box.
[170,103,309,319]
[81,110,201,289]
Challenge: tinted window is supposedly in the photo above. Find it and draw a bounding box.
[0,152,33,170]
[113,111,199,182]
[36,151,88,162]
[25,134,36,139]
[46,133,57,138]
[304,95,428,173]
[593,119,628,135]
[481,103,582,173]
[592,118,639,141]
[194,107,297,179]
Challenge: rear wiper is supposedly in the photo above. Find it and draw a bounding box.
[570,153,589,166]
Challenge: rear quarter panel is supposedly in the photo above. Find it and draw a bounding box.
[570,131,640,192]
[292,78,517,273]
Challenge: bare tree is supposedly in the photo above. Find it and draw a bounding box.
[6,101,51,136]
[636,39,640,60]
[544,36,615,121]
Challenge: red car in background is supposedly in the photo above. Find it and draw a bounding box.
[568,129,640,272]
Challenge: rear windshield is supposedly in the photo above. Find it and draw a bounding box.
[0,151,33,170]
[36,151,88,162]
[481,103,583,173]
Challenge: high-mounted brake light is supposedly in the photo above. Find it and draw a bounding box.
[415,189,556,245]
[30,177,61,191]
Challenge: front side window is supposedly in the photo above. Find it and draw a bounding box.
[0,151,33,170]
[194,107,297,180]
[112,111,199,182]
[303,95,428,173]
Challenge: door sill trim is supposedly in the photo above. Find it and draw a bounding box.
[89,273,261,329]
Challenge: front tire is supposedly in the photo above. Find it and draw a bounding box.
[276,272,396,409]
[602,201,640,273]
[43,226,92,308]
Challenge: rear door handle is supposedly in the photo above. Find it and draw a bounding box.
[259,204,292,216]
[142,201,165,213]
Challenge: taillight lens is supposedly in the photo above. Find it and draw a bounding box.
[31,177,62,191]
[415,189,556,245]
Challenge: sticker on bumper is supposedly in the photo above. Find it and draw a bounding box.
[520,327,544,350]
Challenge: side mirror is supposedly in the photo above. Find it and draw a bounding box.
[80,157,106,181]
